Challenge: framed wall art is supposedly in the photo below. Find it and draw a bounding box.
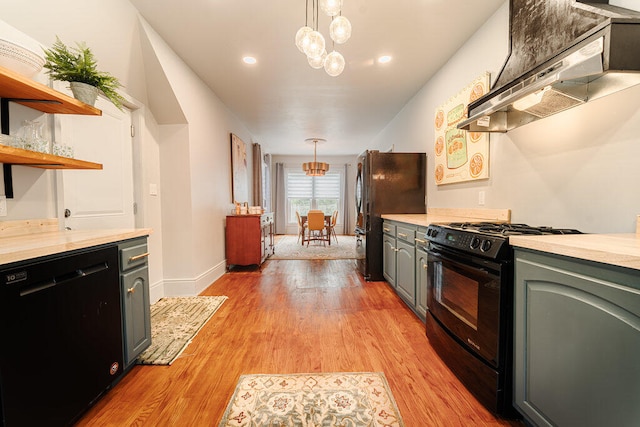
[434,72,490,185]
[230,133,249,203]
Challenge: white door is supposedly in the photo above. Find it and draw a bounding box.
[57,96,135,229]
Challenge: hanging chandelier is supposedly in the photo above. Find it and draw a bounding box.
[295,0,351,77]
[302,138,330,176]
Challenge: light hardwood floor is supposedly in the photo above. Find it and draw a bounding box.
[78,259,523,426]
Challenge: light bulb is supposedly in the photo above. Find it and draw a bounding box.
[295,26,313,53]
[513,86,551,111]
[329,16,351,44]
[324,51,345,77]
[320,0,343,16]
[308,50,327,69]
[303,31,326,59]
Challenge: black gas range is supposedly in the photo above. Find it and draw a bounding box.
[423,222,582,416]
[424,222,582,260]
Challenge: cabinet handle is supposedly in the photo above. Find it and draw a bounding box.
[383,227,390,232]
[398,232,407,238]
[423,264,428,270]
[127,283,137,294]
[394,248,399,252]
[415,238,426,244]
[129,252,150,262]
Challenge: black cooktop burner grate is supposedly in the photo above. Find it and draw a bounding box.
[445,222,582,236]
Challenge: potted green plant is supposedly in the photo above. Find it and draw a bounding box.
[42,37,125,109]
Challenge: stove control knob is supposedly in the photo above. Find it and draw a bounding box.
[481,239,492,252]
[431,229,438,238]
[470,237,481,249]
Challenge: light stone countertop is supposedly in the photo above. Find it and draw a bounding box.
[381,208,511,228]
[510,233,640,271]
[0,228,152,265]
[382,211,640,271]
[381,214,487,228]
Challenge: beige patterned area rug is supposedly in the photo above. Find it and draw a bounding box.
[137,296,227,365]
[270,235,361,260]
[219,372,404,426]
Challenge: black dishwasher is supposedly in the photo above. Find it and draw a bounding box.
[0,245,123,426]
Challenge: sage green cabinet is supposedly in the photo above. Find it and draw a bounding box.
[514,249,640,427]
[415,247,428,321]
[119,237,151,368]
[395,239,415,305]
[382,219,426,321]
[382,232,397,288]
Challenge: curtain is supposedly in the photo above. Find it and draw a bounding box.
[274,162,286,234]
[263,153,272,213]
[343,163,351,235]
[252,143,263,206]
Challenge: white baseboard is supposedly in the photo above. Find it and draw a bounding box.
[149,279,165,304]
[162,260,227,297]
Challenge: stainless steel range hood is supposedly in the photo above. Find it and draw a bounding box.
[459,0,640,133]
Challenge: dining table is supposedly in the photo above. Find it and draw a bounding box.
[300,214,332,246]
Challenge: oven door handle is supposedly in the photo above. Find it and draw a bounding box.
[428,244,502,275]
[427,243,474,263]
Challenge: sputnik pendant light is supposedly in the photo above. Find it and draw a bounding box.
[295,0,351,77]
[302,138,329,176]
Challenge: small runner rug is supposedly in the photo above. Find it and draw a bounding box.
[270,234,361,260]
[137,296,227,365]
[219,372,404,426]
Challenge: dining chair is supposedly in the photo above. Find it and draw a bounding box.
[309,209,329,226]
[306,210,328,246]
[295,211,306,245]
[328,210,338,244]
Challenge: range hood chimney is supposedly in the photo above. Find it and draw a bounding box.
[459,0,640,132]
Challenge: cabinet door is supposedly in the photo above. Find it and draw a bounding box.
[121,265,151,367]
[382,234,396,286]
[226,216,261,266]
[514,250,640,427]
[396,239,416,305]
[415,248,428,321]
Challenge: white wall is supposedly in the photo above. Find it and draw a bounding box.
[137,18,254,296]
[373,3,640,233]
[135,107,165,302]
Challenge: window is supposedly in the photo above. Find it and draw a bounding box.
[285,168,343,225]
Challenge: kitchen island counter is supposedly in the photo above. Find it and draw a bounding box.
[510,233,640,271]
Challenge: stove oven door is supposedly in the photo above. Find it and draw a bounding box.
[427,243,505,367]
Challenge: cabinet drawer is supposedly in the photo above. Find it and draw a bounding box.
[382,223,396,236]
[415,227,428,247]
[396,225,415,244]
[119,240,149,271]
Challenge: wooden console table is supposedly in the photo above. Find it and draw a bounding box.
[225,213,274,270]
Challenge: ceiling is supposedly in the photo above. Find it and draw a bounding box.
[130,0,505,155]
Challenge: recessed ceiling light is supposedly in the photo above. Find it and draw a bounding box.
[243,56,257,65]
[378,55,392,64]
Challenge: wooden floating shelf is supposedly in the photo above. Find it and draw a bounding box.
[0,65,102,116]
[0,144,102,170]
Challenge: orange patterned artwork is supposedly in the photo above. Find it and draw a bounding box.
[434,72,490,185]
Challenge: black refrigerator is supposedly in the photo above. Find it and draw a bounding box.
[354,150,426,281]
